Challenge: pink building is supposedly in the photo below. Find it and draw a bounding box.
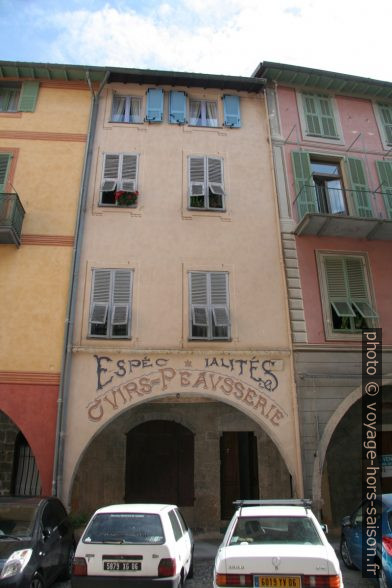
[254,62,392,527]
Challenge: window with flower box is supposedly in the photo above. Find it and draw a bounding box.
[100,153,139,207]
[189,271,230,340]
[188,156,225,210]
[89,269,133,338]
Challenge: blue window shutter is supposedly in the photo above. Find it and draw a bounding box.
[223,95,241,128]
[169,91,186,124]
[146,88,163,122]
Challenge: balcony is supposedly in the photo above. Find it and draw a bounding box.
[0,193,25,246]
[293,185,392,240]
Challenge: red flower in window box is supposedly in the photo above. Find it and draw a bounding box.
[115,190,139,206]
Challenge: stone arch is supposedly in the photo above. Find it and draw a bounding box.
[312,377,392,516]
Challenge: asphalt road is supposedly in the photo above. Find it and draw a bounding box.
[54,537,378,587]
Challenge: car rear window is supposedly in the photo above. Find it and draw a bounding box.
[229,516,323,546]
[83,513,165,545]
[0,503,37,537]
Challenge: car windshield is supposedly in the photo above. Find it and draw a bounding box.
[229,515,323,545]
[83,513,165,544]
[0,503,37,538]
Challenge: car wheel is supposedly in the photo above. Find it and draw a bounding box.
[378,566,389,588]
[58,545,75,580]
[30,572,45,588]
[340,537,356,570]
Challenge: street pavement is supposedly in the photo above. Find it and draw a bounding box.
[54,536,377,587]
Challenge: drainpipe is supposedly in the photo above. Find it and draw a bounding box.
[52,70,109,499]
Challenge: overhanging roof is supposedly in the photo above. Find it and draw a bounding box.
[0,60,266,92]
[253,61,392,100]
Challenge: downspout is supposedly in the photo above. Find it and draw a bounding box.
[52,70,109,499]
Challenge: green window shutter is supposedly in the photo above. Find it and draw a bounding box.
[302,94,338,139]
[318,96,338,138]
[0,153,11,192]
[376,160,392,219]
[291,151,318,220]
[302,94,322,136]
[346,158,373,218]
[18,81,39,112]
[379,104,392,144]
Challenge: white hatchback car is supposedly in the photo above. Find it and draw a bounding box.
[72,503,193,587]
[214,499,343,588]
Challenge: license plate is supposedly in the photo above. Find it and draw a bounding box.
[103,561,141,572]
[254,576,301,588]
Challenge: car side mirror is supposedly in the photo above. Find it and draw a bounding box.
[320,523,328,534]
[341,515,351,528]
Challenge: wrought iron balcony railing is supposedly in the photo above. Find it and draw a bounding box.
[0,193,25,246]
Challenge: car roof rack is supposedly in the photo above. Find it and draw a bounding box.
[233,499,312,515]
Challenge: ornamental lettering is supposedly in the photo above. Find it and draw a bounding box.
[87,367,287,427]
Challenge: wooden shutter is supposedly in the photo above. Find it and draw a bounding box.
[291,151,317,219]
[90,270,111,326]
[379,104,392,144]
[121,154,138,192]
[146,88,163,122]
[18,81,39,112]
[318,95,338,138]
[346,258,378,318]
[189,156,206,197]
[302,94,322,136]
[169,91,186,124]
[112,270,132,327]
[324,257,355,317]
[346,158,373,218]
[210,272,230,326]
[223,95,241,128]
[190,272,208,327]
[207,157,224,195]
[376,160,392,218]
[0,153,11,192]
[102,154,120,191]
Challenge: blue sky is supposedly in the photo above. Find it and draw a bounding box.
[0,0,391,81]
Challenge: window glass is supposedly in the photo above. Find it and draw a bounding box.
[168,510,183,541]
[0,502,37,537]
[111,95,142,123]
[189,100,218,127]
[229,516,322,546]
[0,85,20,112]
[310,159,346,215]
[175,509,188,533]
[83,513,165,544]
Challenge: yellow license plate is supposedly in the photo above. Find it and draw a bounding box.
[254,576,301,588]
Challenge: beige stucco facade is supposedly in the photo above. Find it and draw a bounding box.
[62,75,302,528]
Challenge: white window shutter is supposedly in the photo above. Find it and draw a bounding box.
[190,272,208,327]
[210,272,230,326]
[121,154,138,191]
[212,307,229,326]
[192,307,208,326]
[102,154,120,191]
[91,303,109,324]
[112,270,132,325]
[90,270,111,325]
[189,156,205,196]
[207,157,224,195]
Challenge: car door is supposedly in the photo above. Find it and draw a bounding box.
[40,500,64,583]
[345,503,364,569]
[168,509,192,576]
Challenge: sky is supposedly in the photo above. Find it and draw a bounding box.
[0,0,391,82]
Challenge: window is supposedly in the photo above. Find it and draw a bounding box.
[292,152,373,220]
[299,93,340,140]
[189,100,218,127]
[111,95,142,123]
[376,160,392,219]
[0,81,39,113]
[0,153,12,192]
[89,269,133,338]
[188,156,225,210]
[189,271,230,340]
[100,153,138,206]
[319,254,378,337]
[377,103,392,146]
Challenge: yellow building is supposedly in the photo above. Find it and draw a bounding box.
[61,68,302,531]
[0,62,106,496]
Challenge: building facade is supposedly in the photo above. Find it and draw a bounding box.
[59,67,303,531]
[255,62,392,527]
[0,62,105,496]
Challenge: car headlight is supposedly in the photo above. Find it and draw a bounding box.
[0,549,33,579]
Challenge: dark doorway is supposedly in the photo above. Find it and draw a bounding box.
[11,432,41,496]
[220,432,259,520]
[125,420,194,506]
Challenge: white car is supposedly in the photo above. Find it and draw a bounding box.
[214,499,343,588]
[72,503,193,587]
